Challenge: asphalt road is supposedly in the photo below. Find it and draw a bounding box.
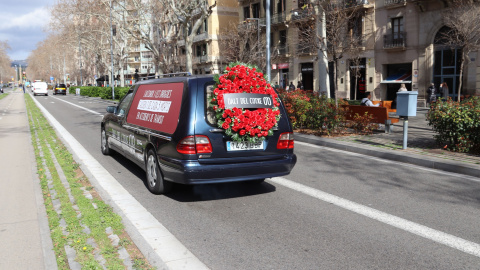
[33,90,480,269]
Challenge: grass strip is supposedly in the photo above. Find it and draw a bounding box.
[25,94,154,270]
[0,92,8,100]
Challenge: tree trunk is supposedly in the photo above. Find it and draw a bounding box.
[185,35,193,74]
[457,51,466,102]
[334,59,338,107]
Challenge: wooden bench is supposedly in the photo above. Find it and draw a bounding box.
[343,105,399,133]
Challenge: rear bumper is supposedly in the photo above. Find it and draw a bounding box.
[160,154,297,184]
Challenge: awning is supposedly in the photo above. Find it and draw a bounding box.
[380,72,412,84]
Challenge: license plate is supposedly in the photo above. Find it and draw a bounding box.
[227,141,265,151]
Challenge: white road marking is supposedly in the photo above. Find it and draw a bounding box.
[270,176,480,258]
[50,96,102,115]
[295,141,480,183]
[30,95,208,270]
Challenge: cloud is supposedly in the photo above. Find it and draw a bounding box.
[0,7,51,30]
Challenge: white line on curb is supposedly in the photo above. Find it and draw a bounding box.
[270,176,480,258]
[30,94,209,270]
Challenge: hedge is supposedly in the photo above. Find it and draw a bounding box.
[68,86,130,101]
[427,97,480,153]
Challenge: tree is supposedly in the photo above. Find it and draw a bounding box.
[0,41,14,84]
[442,0,480,101]
[166,0,217,74]
[217,20,282,73]
[311,0,365,106]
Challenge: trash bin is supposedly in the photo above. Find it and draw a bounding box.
[76,88,80,96]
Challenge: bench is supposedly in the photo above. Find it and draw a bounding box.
[372,100,396,113]
[343,105,399,133]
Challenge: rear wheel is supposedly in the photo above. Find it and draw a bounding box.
[146,149,173,194]
[101,128,111,155]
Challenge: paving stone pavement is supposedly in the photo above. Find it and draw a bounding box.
[330,108,480,166]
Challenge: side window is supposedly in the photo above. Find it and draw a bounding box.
[205,82,216,126]
[117,92,134,117]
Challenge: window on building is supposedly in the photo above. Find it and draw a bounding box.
[391,17,404,40]
[244,6,250,19]
[279,30,287,45]
[277,0,286,13]
[196,45,202,57]
[252,3,260,18]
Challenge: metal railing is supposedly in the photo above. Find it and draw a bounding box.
[383,32,406,48]
[385,0,406,6]
[271,12,287,25]
[290,8,315,21]
[276,44,289,55]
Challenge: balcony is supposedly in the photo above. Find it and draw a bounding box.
[290,8,315,22]
[383,32,406,49]
[271,12,287,25]
[276,44,289,56]
[384,0,406,8]
[194,55,209,64]
[194,32,210,42]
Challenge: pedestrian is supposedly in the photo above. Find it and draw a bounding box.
[289,82,295,91]
[296,80,303,90]
[427,83,437,104]
[398,83,407,92]
[440,82,449,99]
[22,84,25,94]
[360,92,380,107]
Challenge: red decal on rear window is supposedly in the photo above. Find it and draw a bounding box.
[126,83,184,134]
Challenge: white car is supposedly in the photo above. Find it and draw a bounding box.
[32,82,48,96]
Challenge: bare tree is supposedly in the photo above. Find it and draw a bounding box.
[217,20,281,72]
[442,0,480,101]
[166,0,217,74]
[0,41,14,84]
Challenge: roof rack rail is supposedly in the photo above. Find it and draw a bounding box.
[141,72,192,80]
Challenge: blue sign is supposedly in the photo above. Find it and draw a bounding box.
[50,76,54,81]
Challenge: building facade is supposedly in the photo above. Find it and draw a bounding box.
[236,0,480,103]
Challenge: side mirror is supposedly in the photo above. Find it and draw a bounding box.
[106,106,117,114]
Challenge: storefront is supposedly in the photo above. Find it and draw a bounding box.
[380,63,412,100]
[300,63,314,91]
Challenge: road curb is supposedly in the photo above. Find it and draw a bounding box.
[295,133,480,178]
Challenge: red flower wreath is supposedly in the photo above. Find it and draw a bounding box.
[210,64,281,142]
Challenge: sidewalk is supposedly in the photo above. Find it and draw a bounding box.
[295,108,480,178]
[0,88,57,269]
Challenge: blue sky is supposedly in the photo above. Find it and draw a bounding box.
[0,0,54,61]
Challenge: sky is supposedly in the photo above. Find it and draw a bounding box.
[0,0,54,61]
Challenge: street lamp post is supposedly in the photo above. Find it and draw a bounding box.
[266,0,271,81]
[109,0,115,100]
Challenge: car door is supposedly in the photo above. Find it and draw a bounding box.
[107,92,134,155]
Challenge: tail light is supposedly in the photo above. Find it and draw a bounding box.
[277,132,294,149]
[177,135,212,154]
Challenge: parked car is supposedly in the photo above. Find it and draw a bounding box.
[100,74,297,194]
[32,81,48,96]
[53,83,67,95]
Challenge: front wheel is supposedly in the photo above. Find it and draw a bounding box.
[146,149,173,194]
[101,128,111,155]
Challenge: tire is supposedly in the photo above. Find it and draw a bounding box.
[101,128,111,155]
[146,149,173,194]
